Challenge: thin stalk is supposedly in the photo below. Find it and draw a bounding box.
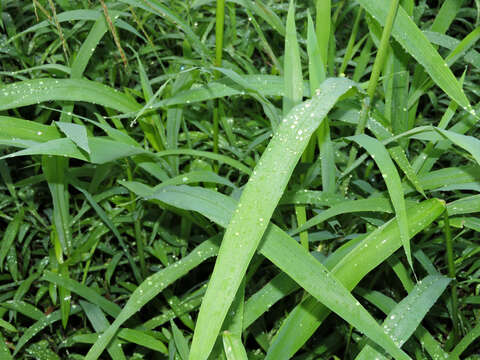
[444,211,460,342]
[215,0,225,69]
[213,0,225,171]
[342,0,400,194]
[126,159,146,279]
[338,7,363,76]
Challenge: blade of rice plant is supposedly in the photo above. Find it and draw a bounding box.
[348,134,411,268]
[355,275,450,360]
[171,320,190,360]
[79,301,126,360]
[222,280,247,360]
[118,328,168,354]
[265,199,445,360]
[13,305,81,355]
[357,288,449,360]
[0,116,61,142]
[0,79,141,113]
[450,320,480,359]
[447,195,480,215]
[435,129,480,166]
[41,271,121,317]
[357,0,471,112]
[0,209,24,270]
[0,333,12,360]
[291,198,394,235]
[55,122,90,154]
[189,78,357,360]
[283,0,302,115]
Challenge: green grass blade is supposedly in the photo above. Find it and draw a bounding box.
[291,198,394,235]
[13,305,81,355]
[0,333,12,360]
[357,288,449,360]
[283,0,303,115]
[71,15,108,79]
[189,78,356,360]
[348,134,410,268]
[79,301,127,360]
[357,0,471,111]
[355,275,450,359]
[55,122,90,154]
[171,320,190,360]
[436,129,480,166]
[450,320,480,359]
[0,79,140,113]
[447,195,480,215]
[0,209,24,270]
[222,280,247,360]
[118,328,168,354]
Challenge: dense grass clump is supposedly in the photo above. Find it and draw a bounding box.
[0,0,479,359]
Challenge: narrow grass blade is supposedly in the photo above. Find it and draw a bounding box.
[0,79,140,113]
[348,134,410,268]
[0,318,16,333]
[450,320,480,359]
[0,209,24,269]
[118,328,168,354]
[436,129,480,166]
[357,288,449,360]
[1,300,44,321]
[283,0,303,115]
[358,0,471,112]
[41,271,121,317]
[222,280,247,360]
[447,195,480,215]
[80,301,126,360]
[189,78,356,360]
[55,122,90,154]
[171,320,190,360]
[355,275,450,359]
[291,198,393,235]
[13,306,81,355]
[0,333,12,359]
